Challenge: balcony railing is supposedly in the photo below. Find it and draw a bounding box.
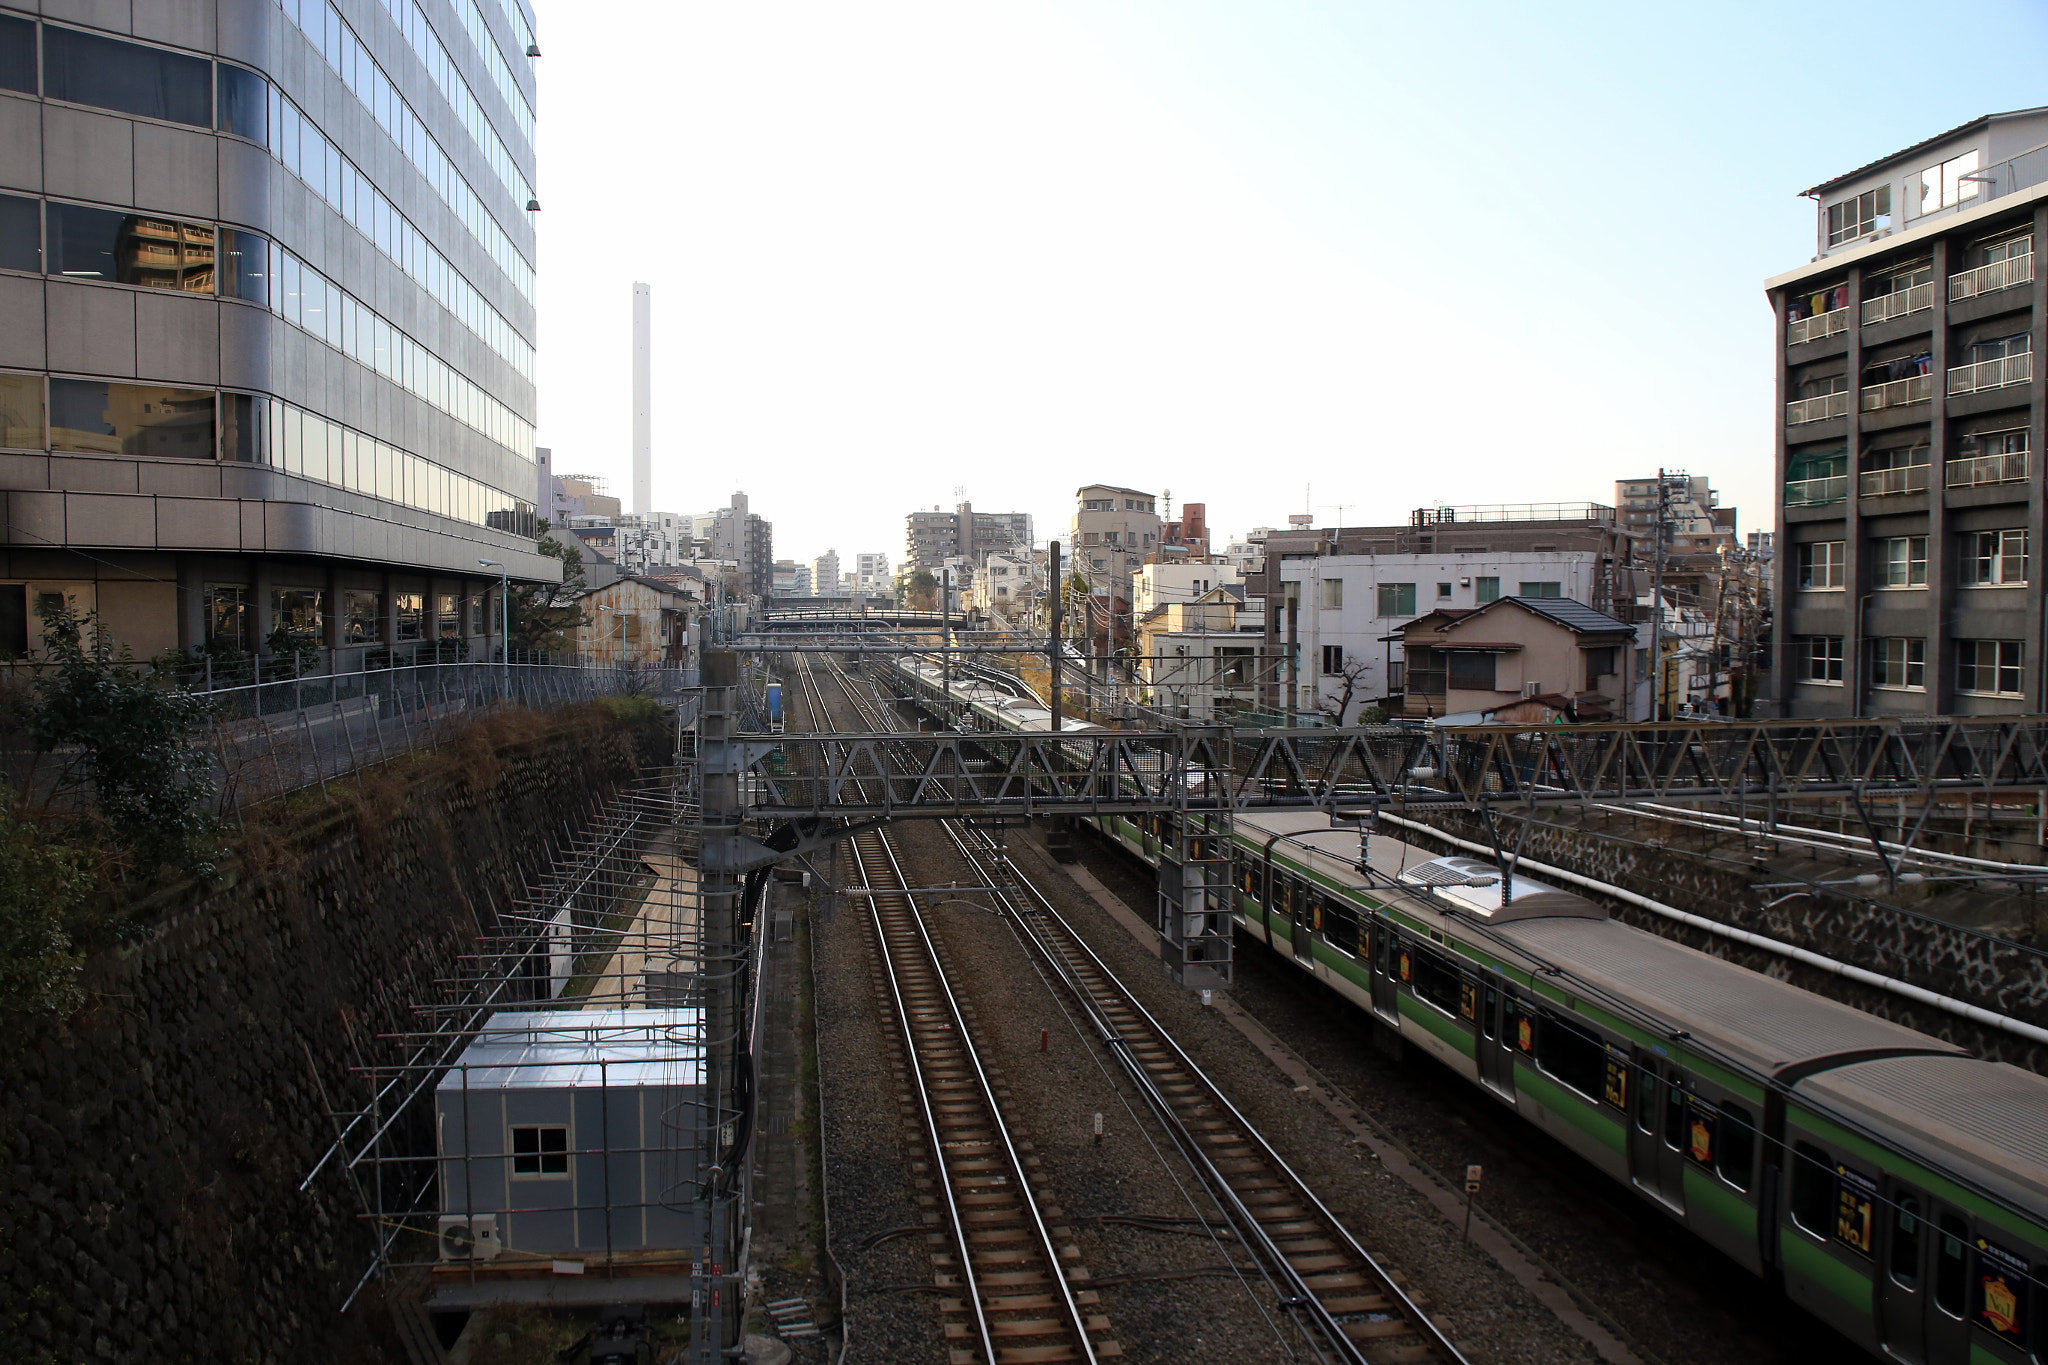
[1861,282,1934,325]
[1787,391,1850,424]
[1862,372,1933,411]
[1948,351,2033,396]
[1788,307,1849,344]
[1859,464,1929,497]
[1949,251,2034,301]
[1946,449,2031,488]
[1784,475,1848,507]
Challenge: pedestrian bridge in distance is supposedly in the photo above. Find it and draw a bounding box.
[759,602,954,628]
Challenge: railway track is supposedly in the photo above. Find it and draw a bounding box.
[940,819,1467,1365]
[792,650,1463,1363]
[791,652,1119,1363]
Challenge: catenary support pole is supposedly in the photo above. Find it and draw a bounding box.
[1048,542,1063,733]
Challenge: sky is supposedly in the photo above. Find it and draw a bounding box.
[530,0,2048,566]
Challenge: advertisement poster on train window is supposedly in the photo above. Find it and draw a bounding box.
[1686,1099,1717,1166]
[1833,1165,1877,1258]
[1602,1049,1629,1109]
[1516,1013,1535,1054]
[1973,1236,2030,1347]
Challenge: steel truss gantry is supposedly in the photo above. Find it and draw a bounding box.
[732,715,2048,821]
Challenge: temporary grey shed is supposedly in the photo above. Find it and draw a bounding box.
[436,1009,706,1259]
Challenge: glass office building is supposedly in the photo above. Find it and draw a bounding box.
[0,0,547,662]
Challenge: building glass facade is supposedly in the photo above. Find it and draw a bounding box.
[0,0,548,664]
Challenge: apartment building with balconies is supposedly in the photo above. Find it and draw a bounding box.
[0,0,552,665]
[1772,109,2048,716]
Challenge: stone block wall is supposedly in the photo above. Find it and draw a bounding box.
[0,706,652,1365]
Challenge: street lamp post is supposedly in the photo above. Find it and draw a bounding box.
[479,559,508,699]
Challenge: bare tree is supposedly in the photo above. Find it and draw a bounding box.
[1317,657,1378,726]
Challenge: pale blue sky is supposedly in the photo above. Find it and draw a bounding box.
[533,1,2048,563]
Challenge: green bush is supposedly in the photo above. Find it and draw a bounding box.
[0,796,92,1014]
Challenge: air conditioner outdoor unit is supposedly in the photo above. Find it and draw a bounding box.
[438,1214,502,1261]
[1523,682,1542,697]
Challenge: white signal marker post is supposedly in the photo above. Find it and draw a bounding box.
[1463,1164,1483,1242]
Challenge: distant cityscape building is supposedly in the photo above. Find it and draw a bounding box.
[905,502,1033,572]
[1772,107,2047,717]
[1160,501,1210,555]
[704,492,774,599]
[812,550,840,599]
[854,552,891,595]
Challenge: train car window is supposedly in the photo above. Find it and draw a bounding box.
[1789,1141,1833,1235]
[1601,1050,1628,1109]
[1663,1075,1687,1151]
[1535,1011,1606,1100]
[1322,897,1360,956]
[1481,982,1499,1040]
[1888,1195,1922,1288]
[1507,995,1534,1053]
[1409,946,1463,1016]
[1934,1215,1967,1316]
[1237,865,1258,899]
[1374,927,1393,976]
[1717,1103,1755,1192]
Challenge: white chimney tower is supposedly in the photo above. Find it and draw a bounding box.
[632,282,651,515]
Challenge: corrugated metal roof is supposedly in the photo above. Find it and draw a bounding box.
[1800,107,2048,198]
[1797,1054,2048,1214]
[437,1009,705,1090]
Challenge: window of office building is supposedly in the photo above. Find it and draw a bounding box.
[0,14,33,94]
[437,593,460,638]
[1956,640,2023,696]
[1962,529,2028,586]
[273,588,323,644]
[1797,540,1846,589]
[1827,185,1891,246]
[0,193,37,273]
[46,203,215,292]
[1871,638,1926,690]
[1518,581,1561,598]
[1376,582,1415,617]
[394,592,425,641]
[342,590,384,644]
[205,585,249,652]
[219,229,272,305]
[1474,576,1499,604]
[1802,636,1845,684]
[0,371,43,449]
[215,63,269,143]
[1322,579,1343,610]
[1437,582,1452,599]
[1321,645,1344,675]
[1877,536,1928,588]
[49,380,214,458]
[42,25,211,127]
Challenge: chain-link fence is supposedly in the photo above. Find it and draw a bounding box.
[199,661,698,811]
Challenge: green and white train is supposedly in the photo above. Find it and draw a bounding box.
[886,653,2048,1365]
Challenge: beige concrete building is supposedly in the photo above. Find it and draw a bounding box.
[1069,485,1160,585]
[1398,596,1634,721]
[1134,589,1259,720]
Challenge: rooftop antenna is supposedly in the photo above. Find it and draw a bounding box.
[1163,487,1173,525]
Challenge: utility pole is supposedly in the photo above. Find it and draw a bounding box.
[1048,542,1063,732]
[1647,469,1670,722]
[941,566,952,699]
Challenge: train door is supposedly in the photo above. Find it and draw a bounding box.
[1474,971,1515,1099]
[1369,923,1399,1024]
[1878,1185,1972,1365]
[1287,877,1315,965]
[1629,1052,1685,1212]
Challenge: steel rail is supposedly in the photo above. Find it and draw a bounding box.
[813,655,1100,1364]
[943,820,1468,1365]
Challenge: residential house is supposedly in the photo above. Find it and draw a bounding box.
[1399,597,1635,721]
[567,575,701,668]
[1134,589,1259,720]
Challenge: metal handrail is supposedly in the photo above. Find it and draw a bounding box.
[1861,372,1933,411]
[1859,465,1929,497]
[1946,450,2031,488]
[1947,351,2033,396]
[1784,475,1848,506]
[1949,251,2034,301]
[1786,391,1850,424]
[1787,307,1849,344]
[1861,282,1934,325]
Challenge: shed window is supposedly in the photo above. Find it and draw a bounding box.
[511,1125,569,1176]
[1535,1012,1605,1101]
